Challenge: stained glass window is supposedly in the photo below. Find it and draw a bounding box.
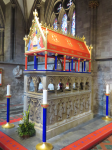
[57,3,62,13]
[61,14,67,34]
[67,0,72,8]
[71,11,75,36]
[53,18,57,30]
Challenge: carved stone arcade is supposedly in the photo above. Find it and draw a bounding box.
[24,71,93,139]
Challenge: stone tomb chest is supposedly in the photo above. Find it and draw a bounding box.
[24,71,93,139]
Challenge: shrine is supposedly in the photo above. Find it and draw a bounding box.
[23,10,93,139]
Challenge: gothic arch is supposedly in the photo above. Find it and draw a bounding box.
[58,7,66,29]
[68,3,75,22]
[68,3,75,35]
[50,12,56,26]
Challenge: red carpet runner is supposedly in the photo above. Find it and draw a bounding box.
[61,123,112,150]
[0,131,28,150]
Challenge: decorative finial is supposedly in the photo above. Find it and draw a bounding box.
[51,25,53,30]
[89,44,93,50]
[44,23,47,27]
[48,24,50,29]
[82,35,85,41]
[33,9,38,17]
[41,21,43,26]
[23,35,28,41]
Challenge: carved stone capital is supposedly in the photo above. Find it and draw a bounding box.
[89,0,99,9]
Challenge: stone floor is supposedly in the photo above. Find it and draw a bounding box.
[0,115,111,150]
[91,135,112,150]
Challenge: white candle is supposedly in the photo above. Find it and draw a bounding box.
[106,84,109,94]
[43,90,47,104]
[7,85,11,95]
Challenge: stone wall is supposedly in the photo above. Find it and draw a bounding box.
[1,0,112,117]
[0,63,24,104]
[0,1,25,103]
[75,0,112,116]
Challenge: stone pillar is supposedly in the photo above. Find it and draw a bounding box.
[0,29,4,61]
[4,3,12,62]
[11,4,16,60]
[67,21,70,34]
[89,0,99,113]
[39,1,45,23]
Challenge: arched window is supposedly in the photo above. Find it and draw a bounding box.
[71,11,75,36]
[67,0,72,9]
[61,14,67,34]
[53,18,57,30]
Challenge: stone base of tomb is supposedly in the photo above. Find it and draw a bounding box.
[24,71,92,139]
[31,111,93,139]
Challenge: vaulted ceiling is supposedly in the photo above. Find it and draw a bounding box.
[17,0,34,18]
[3,0,45,19]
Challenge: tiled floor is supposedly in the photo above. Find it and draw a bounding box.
[0,115,111,150]
[91,135,112,150]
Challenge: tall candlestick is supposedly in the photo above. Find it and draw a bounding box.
[7,85,11,95]
[43,90,47,104]
[106,84,109,94]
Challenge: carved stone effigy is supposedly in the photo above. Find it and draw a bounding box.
[24,71,93,139]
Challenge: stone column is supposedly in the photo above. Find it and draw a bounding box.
[11,4,16,60]
[89,0,99,113]
[67,21,70,34]
[0,28,4,61]
[39,1,45,23]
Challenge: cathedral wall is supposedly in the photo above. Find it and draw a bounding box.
[0,1,25,103]
[4,2,11,62]
[72,0,112,116]
[93,0,112,116]
[75,0,112,116]
[14,5,25,64]
[0,63,24,103]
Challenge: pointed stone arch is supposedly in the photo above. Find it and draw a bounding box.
[58,7,66,29]
[68,3,75,23]
[50,12,56,26]
[68,3,75,35]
